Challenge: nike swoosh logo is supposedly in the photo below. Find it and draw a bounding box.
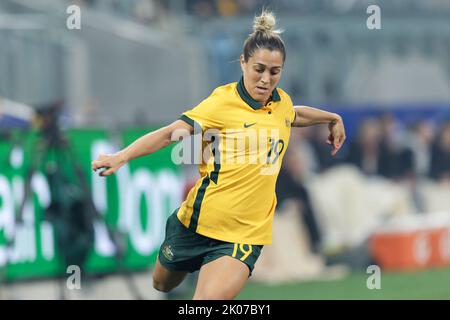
[244,122,257,128]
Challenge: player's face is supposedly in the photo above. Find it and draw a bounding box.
[240,48,284,104]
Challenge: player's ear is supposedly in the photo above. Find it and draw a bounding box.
[240,54,245,73]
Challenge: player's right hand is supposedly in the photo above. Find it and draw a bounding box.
[91,152,127,177]
[326,116,346,157]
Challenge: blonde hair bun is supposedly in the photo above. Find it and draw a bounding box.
[253,10,282,35]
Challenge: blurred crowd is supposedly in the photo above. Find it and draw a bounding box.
[67,0,307,21]
[70,0,450,21]
[274,114,450,260]
[287,115,450,184]
[69,0,267,23]
[185,0,267,17]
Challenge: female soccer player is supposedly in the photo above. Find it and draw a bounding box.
[92,10,346,300]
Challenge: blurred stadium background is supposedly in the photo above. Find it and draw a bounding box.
[1,0,450,300]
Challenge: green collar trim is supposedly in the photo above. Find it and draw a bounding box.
[237,77,280,110]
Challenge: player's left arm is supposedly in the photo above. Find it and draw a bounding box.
[292,105,346,156]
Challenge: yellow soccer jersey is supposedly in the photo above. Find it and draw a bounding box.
[177,77,296,245]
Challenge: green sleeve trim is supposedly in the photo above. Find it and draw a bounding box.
[179,114,195,127]
[180,114,203,133]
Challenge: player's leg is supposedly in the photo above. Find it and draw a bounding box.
[192,256,249,300]
[153,210,191,293]
[152,258,188,292]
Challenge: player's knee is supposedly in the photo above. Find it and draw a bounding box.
[153,280,172,293]
[152,275,173,293]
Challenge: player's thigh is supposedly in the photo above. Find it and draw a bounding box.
[153,258,188,291]
[193,256,249,300]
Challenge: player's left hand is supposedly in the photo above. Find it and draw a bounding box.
[326,116,346,156]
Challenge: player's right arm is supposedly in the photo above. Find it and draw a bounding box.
[91,119,193,176]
